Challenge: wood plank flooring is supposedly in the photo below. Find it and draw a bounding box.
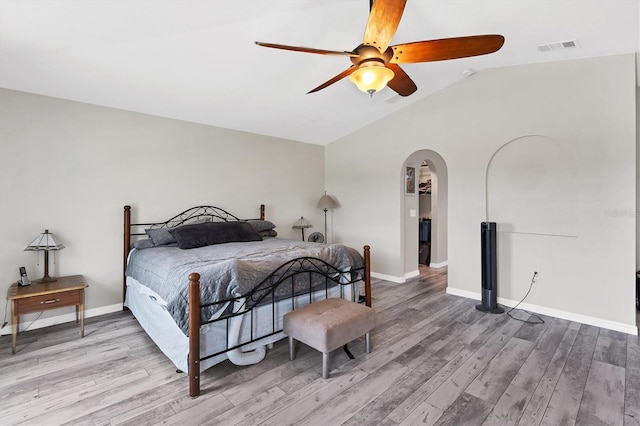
[1,266,639,425]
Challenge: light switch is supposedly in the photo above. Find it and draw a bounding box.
[409,209,416,217]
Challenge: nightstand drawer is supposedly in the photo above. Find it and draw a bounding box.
[15,290,82,314]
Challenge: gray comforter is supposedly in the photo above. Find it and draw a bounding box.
[126,238,364,334]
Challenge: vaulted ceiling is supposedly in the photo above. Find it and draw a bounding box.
[1,1,638,145]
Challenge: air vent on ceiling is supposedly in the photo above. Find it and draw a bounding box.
[537,39,579,53]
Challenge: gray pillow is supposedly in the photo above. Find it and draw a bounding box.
[247,219,276,233]
[144,218,217,246]
[145,228,176,246]
[258,229,278,237]
[170,221,263,249]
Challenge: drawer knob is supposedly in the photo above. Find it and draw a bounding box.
[40,299,60,305]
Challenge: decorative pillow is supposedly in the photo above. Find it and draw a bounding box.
[170,221,263,249]
[258,229,278,237]
[144,218,213,246]
[145,228,176,246]
[246,219,276,233]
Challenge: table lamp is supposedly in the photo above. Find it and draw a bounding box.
[24,229,65,282]
[292,217,312,241]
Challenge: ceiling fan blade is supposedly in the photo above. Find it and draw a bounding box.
[386,63,417,97]
[307,66,357,94]
[363,0,407,53]
[255,42,358,57]
[390,35,505,63]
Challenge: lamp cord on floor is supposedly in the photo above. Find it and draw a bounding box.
[20,312,43,333]
[506,272,545,324]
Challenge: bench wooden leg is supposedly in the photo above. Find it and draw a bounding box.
[365,332,371,353]
[288,336,295,361]
[322,352,330,379]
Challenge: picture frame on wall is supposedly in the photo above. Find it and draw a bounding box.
[405,166,416,195]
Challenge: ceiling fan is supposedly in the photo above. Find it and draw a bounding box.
[256,0,504,97]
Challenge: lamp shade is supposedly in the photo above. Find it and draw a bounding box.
[292,216,312,241]
[292,217,312,229]
[316,193,339,210]
[24,229,65,251]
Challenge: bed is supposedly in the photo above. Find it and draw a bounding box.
[122,204,371,397]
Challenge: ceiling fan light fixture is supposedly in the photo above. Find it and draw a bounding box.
[349,61,394,95]
[257,0,505,97]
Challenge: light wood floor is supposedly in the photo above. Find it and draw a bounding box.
[1,267,639,426]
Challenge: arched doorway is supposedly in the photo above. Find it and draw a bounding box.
[402,150,448,278]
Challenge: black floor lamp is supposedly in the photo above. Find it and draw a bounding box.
[316,191,339,243]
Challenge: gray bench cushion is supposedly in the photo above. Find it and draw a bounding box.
[283,298,375,353]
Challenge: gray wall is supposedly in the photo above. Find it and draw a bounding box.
[326,54,637,332]
[0,89,326,330]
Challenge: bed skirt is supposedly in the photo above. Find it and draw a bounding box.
[124,276,357,372]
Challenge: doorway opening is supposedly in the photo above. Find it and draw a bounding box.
[402,150,448,278]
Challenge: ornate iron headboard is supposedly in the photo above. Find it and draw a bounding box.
[123,204,265,303]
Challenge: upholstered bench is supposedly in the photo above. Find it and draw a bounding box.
[283,297,375,379]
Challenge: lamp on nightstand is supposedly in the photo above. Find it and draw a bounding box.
[24,229,65,282]
[292,217,312,241]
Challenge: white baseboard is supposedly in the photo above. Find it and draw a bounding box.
[371,265,447,284]
[371,272,405,283]
[0,303,123,336]
[446,288,479,300]
[446,287,638,336]
[429,261,448,269]
[405,270,420,280]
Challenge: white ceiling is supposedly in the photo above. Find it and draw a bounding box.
[1,1,638,145]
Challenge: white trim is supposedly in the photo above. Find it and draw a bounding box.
[404,270,420,280]
[371,272,405,283]
[446,287,638,336]
[429,261,448,269]
[446,287,479,300]
[0,303,123,336]
[371,267,440,283]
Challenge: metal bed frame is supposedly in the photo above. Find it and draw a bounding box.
[123,204,371,397]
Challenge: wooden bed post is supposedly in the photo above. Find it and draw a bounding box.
[260,204,265,220]
[188,273,201,398]
[363,245,371,307]
[123,205,131,309]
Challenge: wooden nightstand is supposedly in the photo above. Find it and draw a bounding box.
[7,274,88,354]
